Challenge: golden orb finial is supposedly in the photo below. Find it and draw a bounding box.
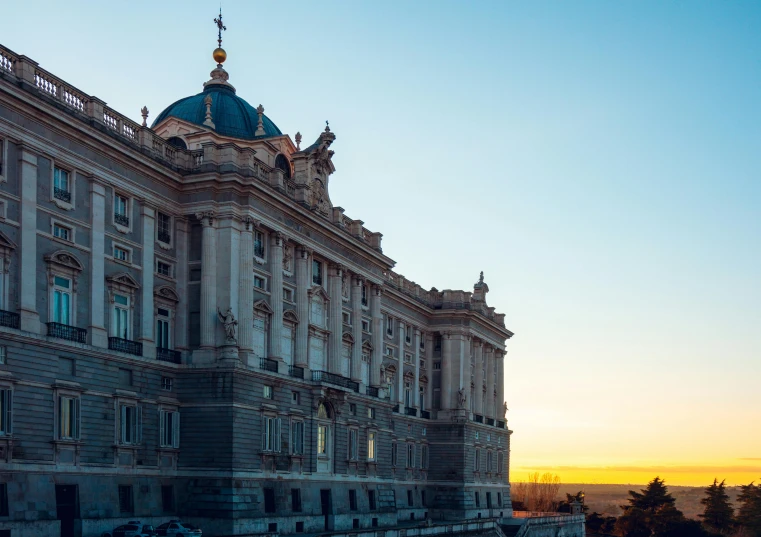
[213,47,227,64]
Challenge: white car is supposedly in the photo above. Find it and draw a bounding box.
[156,520,202,537]
[102,521,157,537]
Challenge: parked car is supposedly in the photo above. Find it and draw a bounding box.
[101,521,157,537]
[156,520,202,537]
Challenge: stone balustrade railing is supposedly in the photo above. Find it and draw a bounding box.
[0,42,386,254]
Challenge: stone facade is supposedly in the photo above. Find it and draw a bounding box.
[0,42,520,537]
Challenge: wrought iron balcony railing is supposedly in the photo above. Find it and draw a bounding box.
[46,322,87,343]
[420,410,431,419]
[156,347,181,364]
[311,370,359,393]
[157,230,171,244]
[366,386,379,397]
[0,309,20,329]
[473,414,484,423]
[289,365,304,379]
[114,213,129,227]
[404,406,417,417]
[108,337,142,356]
[260,357,278,373]
[54,187,71,203]
[485,417,495,426]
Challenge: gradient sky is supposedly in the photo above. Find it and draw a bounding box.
[4,1,760,487]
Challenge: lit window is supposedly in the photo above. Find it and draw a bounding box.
[53,223,71,241]
[52,276,72,325]
[159,409,180,448]
[114,246,130,262]
[119,404,142,445]
[367,431,376,461]
[317,424,328,455]
[156,308,171,349]
[157,212,171,244]
[367,407,375,419]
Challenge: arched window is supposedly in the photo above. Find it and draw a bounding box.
[166,137,187,150]
[275,154,291,179]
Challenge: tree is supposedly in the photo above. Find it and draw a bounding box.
[736,482,761,537]
[510,473,561,512]
[615,477,701,537]
[557,491,589,514]
[623,477,677,514]
[698,478,734,534]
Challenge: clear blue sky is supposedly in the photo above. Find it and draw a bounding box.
[4,0,760,485]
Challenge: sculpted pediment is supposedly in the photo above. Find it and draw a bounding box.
[283,309,299,323]
[254,299,273,314]
[308,285,330,302]
[45,250,84,272]
[0,230,17,251]
[154,285,180,302]
[107,272,140,289]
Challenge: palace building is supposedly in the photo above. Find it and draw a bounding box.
[0,19,583,537]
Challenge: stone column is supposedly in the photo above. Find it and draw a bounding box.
[397,321,405,408]
[88,181,107,347]
[269,232,284,359]
[215,216,240,349]
[413,328,421,410]
[440,332,453,410]
[496,350,505,420]
[140,205,156,358]
[328,263,343,374]
[175,218,189,352]
[350,274,363,382]
[370,284,383,386]
[18,147,39,333]
[238,218,254,357]
[473,339,484,415]
[294,246,311,368]
[196,212,216,349]
[485,346,495,418]
[425,332,434,411]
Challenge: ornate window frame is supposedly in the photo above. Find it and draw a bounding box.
[106,273,140,339]
[155,286,179,349]
[112,191,132,234]
[44,250,84,326]
[0,231,16,310]
[50,161,76,211]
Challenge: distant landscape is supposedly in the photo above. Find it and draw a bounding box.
[557,483,744,519]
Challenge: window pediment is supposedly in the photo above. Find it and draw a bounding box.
[362,340,373,352]
[45,250,84,273]
[342,332,355,344]
[283,309,299,323]
[107,272,140,289]
[254,299,273,315]
[0,229,17,252]
[307,286,330,302]
[154,285,180,303]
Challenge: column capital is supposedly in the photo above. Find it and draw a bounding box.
[329,262,345,277]
[473,339,483,348]
[239,216,258,232]
[352,273,365,287]
[372,284,383,297]
[443,331,452,339]
[296,245,312,259]
[195,211,215,227]
[271,231,287,248]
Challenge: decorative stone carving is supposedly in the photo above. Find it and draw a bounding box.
[457,388,467,409]
[140,106,149,127]
[217,307,238,344]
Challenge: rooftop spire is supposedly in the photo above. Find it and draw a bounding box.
[204,8,235,92]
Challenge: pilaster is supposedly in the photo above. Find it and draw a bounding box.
[238,218,254,361]
[350,274,363,382]
[328,263,343,374]
[18,147,39,333]
[441,332,453,410]
[269,232,284,360]
[216,216,240,357]
[197,212,216,350]
[88,181,107,347]
[139,204,155,358]
[496,350,505,420]
[425,332,434,411]
[413,328,421,409]
[473,340,484,415]
[175,218,189,352]
[397,321,405,407]
[294,246,311,368]
[485,345,495,419]
[370,284,383,386]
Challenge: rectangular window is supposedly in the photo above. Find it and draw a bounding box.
[486,492,492,509]
[156,308,171,349]
[497,492,502,507]
[112,294,130,339]
[312,259,322,285]
[157,260,172,277]
[385,346,394,357]
[385,315,394,337]
[157,212,171,244]
[159,410,180,448]
[53,223,71,242]
[317,424,327,455]
[475,491,480,508]
[368,431,376,461]
[291,420,304,455]
[422,490,427,507]
[0,347,5,365]
[54,167,71,201]
[361,319,371,333]
[368,490,376,511]
[52,276,72,325]
[161,377,173,391]
[58,395,80,440]
[0,389,12,435]
[120,404,142,445]
[254,275,266,290]
[162,485,175,513]
[407,443,415,468]
[0,483,7,516]
[118,485,133,514]
[283,288,294,302]
[263,385,273,399]
[263,487,276,513]
[407,490,413,507]
[253,316,267,357]
[342,311,351,325]
[361,284,368,306]
[367,407,375,419]
[254,231,265,258]
[292,391,300,404]
[291,489,302,512]
[498,452,504,474]
[404,353,412,364]
[421,445,428,469]
[114,245,130,262]
[391,442,397,467]
[349,489,357,511]
[433,361,442,370]
[114,194,129,226]
[349,403,356,415]
[262,416,281,452]
[487,451,492,472]
[348,428,358,460]
[475,449,480,472]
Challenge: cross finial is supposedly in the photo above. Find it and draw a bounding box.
[325,120,330,132]
[479,271,484,283]
[214,9,227,48]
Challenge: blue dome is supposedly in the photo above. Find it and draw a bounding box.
[152,85,282,140]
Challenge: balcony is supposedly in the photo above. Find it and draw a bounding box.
[0,309,20,329]
[108,337,142,356]
[366,386,379,398]
[311,370,359,393]
[420,410,431,419]
[473,414,483,424]
[485,417,495,426]
[114,213,130,227]
[46,322,87,343]
[156,347,181,364]
[260,357,278,373]
[289,365,304,379]
[404,406,417,417]
[157,230,171,244]
[54,187,71,203]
